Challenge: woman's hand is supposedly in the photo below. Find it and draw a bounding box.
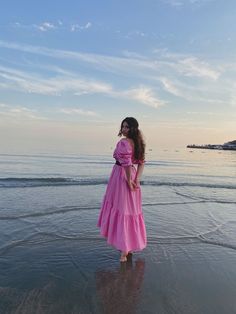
[127,180,137,191]
[134,178,140,188]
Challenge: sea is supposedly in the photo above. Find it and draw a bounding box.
[0,148,236,314]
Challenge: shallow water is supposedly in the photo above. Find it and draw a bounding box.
[0,149,236,313]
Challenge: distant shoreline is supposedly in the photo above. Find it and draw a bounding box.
[187,140,236,151]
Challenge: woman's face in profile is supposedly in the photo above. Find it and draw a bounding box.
[121,121,130,137]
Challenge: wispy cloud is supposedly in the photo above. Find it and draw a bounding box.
[35,22,56,32]
[163,0,215,7]
[0,40,234,108]
[71,22,92,32]
[0,106,47,120]
[159,77,182,96]
[13,21,58,32]
[187,111,223,116]
[164,0,189,6]
[60,108,98,116]
[124,87,166,108]
[178,57,219,80]
[0,64,166,108]
[121,50,148,60]
[12,20,92,33]
[156,75,229,104]
[153,49,220,80]
[0,65,113,96]
[125,30,147,39]
[0,103,8,108]
[0,40,221,81]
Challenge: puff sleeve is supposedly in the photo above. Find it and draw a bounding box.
[114,140,133,167]
[136,159,145,165]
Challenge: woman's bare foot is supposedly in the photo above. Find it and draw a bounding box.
[120,252,128,262]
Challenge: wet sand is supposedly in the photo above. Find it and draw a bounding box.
[1,230,236,314]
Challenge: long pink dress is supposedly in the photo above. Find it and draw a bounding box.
[97,138,147,252]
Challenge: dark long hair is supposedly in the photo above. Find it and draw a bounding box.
[118,117,145,161]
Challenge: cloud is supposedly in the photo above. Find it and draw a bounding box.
[11,21,57,32]
[164,0,184,6]
[13,22,22,28]
[0,65,113,96]
[11,20,92,33]
[125,30,147,39]
[0,64,167,108]
[159,77,182,96]
[0,106,47,120]
[60,108,98,116]
[0,40,231,108]
[187,111,223,116]
[156,75,228,104]
[124,87,166,108]
[0,40,221,82]
[0,103,9,108]
[121,50,147,60]
[153,49,221,80]
[163,0,215,6]
[178,57,220,80]
[71,22,92,32]
[35,22,56,32]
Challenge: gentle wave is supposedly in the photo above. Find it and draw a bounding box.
[0,232,103,255]
[0,205,98,220]
[1,198,236,221]
[0,177,107,188]
[1,177,236,189]
[143,180,236,189]
[1,231,236,255]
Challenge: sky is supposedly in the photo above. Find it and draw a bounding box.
[0,0,236,154]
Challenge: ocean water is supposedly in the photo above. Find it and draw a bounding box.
[0,148,236,314]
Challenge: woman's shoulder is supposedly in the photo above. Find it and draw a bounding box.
[117,138,134,151]
[119,138,134,148]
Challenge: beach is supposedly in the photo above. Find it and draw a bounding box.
[0,149,236,314]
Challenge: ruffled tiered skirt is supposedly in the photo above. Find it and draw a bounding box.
[97,164,146,252]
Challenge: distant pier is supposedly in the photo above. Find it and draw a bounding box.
[187,140,236,151]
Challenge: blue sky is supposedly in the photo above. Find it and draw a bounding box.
[0,0,236,153]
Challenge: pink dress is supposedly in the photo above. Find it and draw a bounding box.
[97,139,147,252]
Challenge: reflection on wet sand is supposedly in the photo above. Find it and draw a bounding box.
[0,280,94,314]
[96,256,145,314]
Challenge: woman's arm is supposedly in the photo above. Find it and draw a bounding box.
[134,163,144,187]
[124,166,136,190]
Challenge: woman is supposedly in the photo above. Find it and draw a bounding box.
[97,117,147,262]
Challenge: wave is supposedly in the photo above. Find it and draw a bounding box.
[1,197,236,221]
[1,230,236,256]
[0,205,98,220]
[1,177,236,189]
[149,235,236,251]
[0,232,103,256]
[143,180,236,190]
[0,177,107,188]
